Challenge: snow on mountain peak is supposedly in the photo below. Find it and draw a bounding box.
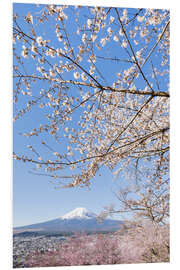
[61,207,96,220]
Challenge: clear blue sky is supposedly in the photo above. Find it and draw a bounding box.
[14,159,123,226]
[13,3,169,227]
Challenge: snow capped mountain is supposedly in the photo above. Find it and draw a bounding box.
[61,207,96,220]
[14,207,123,235]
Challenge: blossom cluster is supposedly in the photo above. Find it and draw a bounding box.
[13,5,169,222]
[24,222,169,267]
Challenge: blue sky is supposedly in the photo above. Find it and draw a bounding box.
[14,159,123,226]
[13,2,169,227]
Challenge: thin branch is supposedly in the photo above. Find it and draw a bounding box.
[142,20,170,68]
[28,170,73,179]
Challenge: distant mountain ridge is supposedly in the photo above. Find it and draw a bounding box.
[14,207,123,234]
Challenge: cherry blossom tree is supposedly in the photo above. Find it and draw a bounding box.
[13,4,169,223]
[23,223,169,267]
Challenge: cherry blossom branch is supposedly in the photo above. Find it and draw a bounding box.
[13,6,169,196]
[13,126,169,167]
[115,8,155,94]
[106,95,154,153]
[142,20,170,68]
[13,27,105,90]
[13,74,169,97]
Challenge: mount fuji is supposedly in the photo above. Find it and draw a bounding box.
[14,207,123,235]
[61,207,97,220]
